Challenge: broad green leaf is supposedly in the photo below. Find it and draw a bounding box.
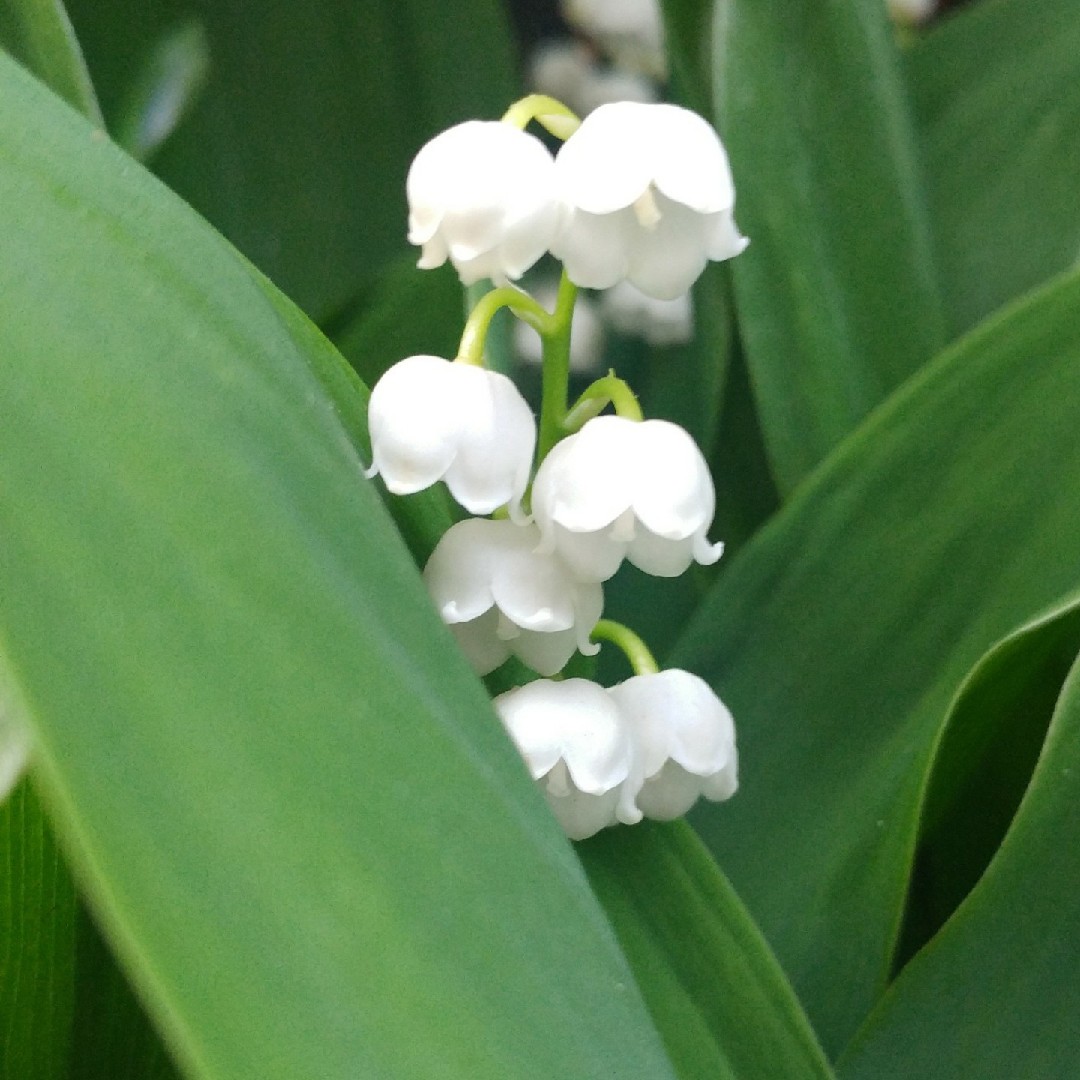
[713,0,946,492]
[0,53,678,1080]
[0,782,77,1080]
[110,17,209,163]
[0,0,100,121]
[675,266,1080,1053]
[908,0,1080,335]
[66,0,519,319]
[897,590,1080,964]
[841,641,1080,1078]
[659,0,715,118]
[581,822,836,1080]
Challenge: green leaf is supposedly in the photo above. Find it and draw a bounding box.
[0,53,678,1080]
[841,638,1080,1078]
[0,782,77,1080]
[713,0,946,492]
[674,266,1080,1053]
[908,0,1080,335]
[65,0,520,319]
[581,822,837,1080]
[0,0,100,121]
[659,0,715,118]
[896,590,1080,964]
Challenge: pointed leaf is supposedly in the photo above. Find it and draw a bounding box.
[0,54,677,1080]
[674,266,1080,1052]
[842,639,1080,1078]
[713,0,946,491]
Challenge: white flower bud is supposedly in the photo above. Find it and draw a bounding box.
[600,280,694,346]
[532,415,723,581]
[494,678,640,840]
[609,669,738,821]
[406,121,562,286]
[887,0,936,25]
[423,519,602,677]
[366,355,536,517]
[529,40,658,120]
[550,102,748,300]
[513,282,604,375]
[560,0,667,78]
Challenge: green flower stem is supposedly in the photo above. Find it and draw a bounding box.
[591,620,660,676]
[456,286,550,367]
[501,94,580,140]
[536,270,579,461]
[563,372,644,433]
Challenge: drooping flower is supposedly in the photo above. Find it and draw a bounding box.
[423,519,602,677]
[366,355,535,518]
[529,40,658,120]
[550,102,748,299]
[600,279,694,346]
[494,678,640,840]
[531,415,723,581]
[406,121,562,286]
[887,0,936,25]
[608,669,738,820]
[560,0,667,78]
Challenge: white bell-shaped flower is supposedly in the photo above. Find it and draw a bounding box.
[550,102,748,300]
[494,678,640,840]
[600,280,694,346]
[407,120,561,286]
[424,519,602,677]
[609,669,738,821]
[367,355,535,517]
[887,0,935,25]
[532,415,723,581]
[560,0,667,78]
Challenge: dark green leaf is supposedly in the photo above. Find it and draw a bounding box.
[896,591,1080,964]
[581,821,837,1080]
[908,0,1080,335]
[66,0,520,319]
[0,53,678,1080]
[841,638,1080,1079]
[713,0,946,492]
[0,782,77,1080]
[674,267,1080,1053]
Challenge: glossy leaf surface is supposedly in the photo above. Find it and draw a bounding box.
[712,0,945,491]
[0,53,677,1080]
[676,268,1080,1052]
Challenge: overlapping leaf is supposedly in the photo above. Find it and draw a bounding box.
[0,53,678,1080]
[675,268,1080,1052]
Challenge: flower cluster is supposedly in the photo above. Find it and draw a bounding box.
[368,94,743,840]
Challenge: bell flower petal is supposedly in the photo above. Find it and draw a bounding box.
[424,519,602,677]
[367,355,536,517]
[494,678,639,839]
[532,416,722,581]
[407,120,561,286]
[608,669,738,821]
[551,102,747,299]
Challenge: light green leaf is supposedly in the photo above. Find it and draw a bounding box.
[713,0,946,492]
[674,266,1080,1053]
[0,53,678,1080]
[0,0,100,121]
[908,0,1080,334]
[581,822,836,1080]
[841,636,1080,1078]
[0,783,77,1080]
[65,0,519,319]
[896,590,1080,963]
